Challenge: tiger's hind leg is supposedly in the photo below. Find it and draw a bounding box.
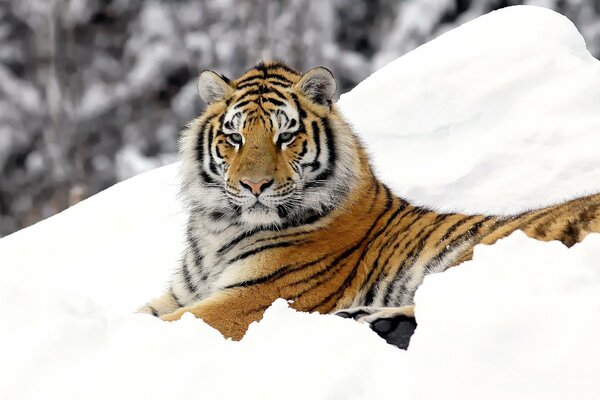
[335,305,417,349]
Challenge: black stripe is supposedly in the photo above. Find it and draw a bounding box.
[181,260,198,294]
[267,63,300,75]
[267,74,293,83]
[236,80,261,90]
[209,211,225,220]
[169,286,185,307]
[241,228,318,249]
[262,96,286,107]
[283,206,334,228]
[195,122,206,164]
[297,139,308,157]
[219,73,231,84]
[237,77,292,90]
[275,109,289,127]
[237,89,261,101]
[290,162,301,175]
[277,205,288,219]
[200,171,216,184]
[512,207,558,234]
[265,85,288,99]
[187,225,203,268]
[266,77,293,87]
[235,74,262,85]
[367,181,381,213]
[254,62,268,73]
[308,118,336,186]
[214,144,224,160]
[440,215,479,242]
[309,120,322,171]
[290,93,307,118]
[207,126,219,176]
[234,99,254,109]
[227,239,308,265]
[363,260,379,306]
[225,256,328,289]
[258,111,270,128]
[149,306,159,317]
[196,123,218,185]
[217,228,263,256]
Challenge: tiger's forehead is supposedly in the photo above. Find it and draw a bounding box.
[231,62,302,88]
[223,99,299,131]
[222,62,303,128]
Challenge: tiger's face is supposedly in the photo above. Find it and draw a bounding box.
[217,99,309,225]
[181,62,359,228]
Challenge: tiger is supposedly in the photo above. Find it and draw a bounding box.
[139,61,600,349]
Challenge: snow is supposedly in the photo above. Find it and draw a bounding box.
[408,231,600,399]
[339,5,600,215]
[1,6,600,400]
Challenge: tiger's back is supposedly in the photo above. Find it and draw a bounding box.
[140,61,600,347]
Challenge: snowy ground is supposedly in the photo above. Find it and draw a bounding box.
[1,6,600,400]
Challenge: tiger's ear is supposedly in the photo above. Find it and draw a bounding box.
[295,67,336,105]
[197,70,234,104]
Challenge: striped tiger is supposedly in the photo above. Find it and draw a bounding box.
[139,61,600,349]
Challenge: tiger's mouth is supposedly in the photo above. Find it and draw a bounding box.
[223,182,305,226]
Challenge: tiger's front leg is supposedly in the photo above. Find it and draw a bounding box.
[138,290,184,317]
[160,286,280,340]
[336,305,417,349]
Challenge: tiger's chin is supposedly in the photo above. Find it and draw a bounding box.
[240,203,283,227]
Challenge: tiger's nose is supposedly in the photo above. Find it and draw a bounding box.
[240,178,274,196]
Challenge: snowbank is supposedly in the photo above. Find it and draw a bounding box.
[408,231,600,399]
[1,6,600,400]
[338,5,600,215]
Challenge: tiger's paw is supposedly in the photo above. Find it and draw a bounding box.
[335,306,417,350]
[137,292,183,317]
[137,304,160,316]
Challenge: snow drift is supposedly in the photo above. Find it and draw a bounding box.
[338,5,600,215]
[1,6,600,400]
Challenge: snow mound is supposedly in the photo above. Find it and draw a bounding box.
[2,294,404,399]
[2,6,600,400]
[409,231,600,399]
[0,164,186,319]
[339,5,600,215]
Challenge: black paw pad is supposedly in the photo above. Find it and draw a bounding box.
[370,315,417,350]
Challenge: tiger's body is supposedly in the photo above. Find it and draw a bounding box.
[140,61,600,348]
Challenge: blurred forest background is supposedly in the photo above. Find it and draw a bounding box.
[1,0,599,237]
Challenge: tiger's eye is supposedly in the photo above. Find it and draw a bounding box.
[279,132,294,143]
[228,133,243,145]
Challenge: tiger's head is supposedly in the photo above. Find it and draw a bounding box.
[180,61,365,228]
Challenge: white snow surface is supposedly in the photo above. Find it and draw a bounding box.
[338,5,600,215]
[1,6,600,400]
